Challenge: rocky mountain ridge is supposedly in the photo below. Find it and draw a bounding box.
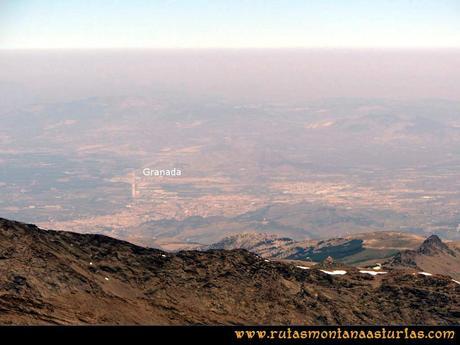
[0,218,459,325]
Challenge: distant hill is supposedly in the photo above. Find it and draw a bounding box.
[130,202,419,248]
[387,235,460,280]
[204,232,363,262]
[203,231,427,266]
[0,217,459,325]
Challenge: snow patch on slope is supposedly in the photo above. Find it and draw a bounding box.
[296,266,310,270]
[320,270,347,275]
[359,270,387,276]
[418,272,433,276]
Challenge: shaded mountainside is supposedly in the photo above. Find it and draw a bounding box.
[204,233,363,262]
[387,235,460,280]
[203,231,428,265]
[0,218,459,325]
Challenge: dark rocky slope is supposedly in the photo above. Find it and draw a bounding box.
[0,218,459,325]
[204,232,364,261]
[387,235,460,280]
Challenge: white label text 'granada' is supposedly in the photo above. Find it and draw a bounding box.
[142,168,182,177]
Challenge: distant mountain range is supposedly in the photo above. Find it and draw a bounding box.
[204,231,460,280]
[128,202,423,248]
[204,232,364,262]
[0,217,459,325]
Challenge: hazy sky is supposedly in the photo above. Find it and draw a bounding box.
[1,0,459,49]
[1,49,459,108]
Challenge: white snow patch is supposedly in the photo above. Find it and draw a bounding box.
[264,259,270,262]
[104,277,109,281]
[452,280,460,285]
[418,272,433,276]
[89,262,93,266]
[161,254,167,258]
[296,266,310,270]
[320,270,347,275]
[360,270,387,276]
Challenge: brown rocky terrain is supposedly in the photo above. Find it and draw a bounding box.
[0,218,459,325]
[203,231,429,265]
[204,232,362,262]
[387,234,460,281]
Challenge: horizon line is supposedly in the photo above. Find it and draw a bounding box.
[1,46,460,51]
